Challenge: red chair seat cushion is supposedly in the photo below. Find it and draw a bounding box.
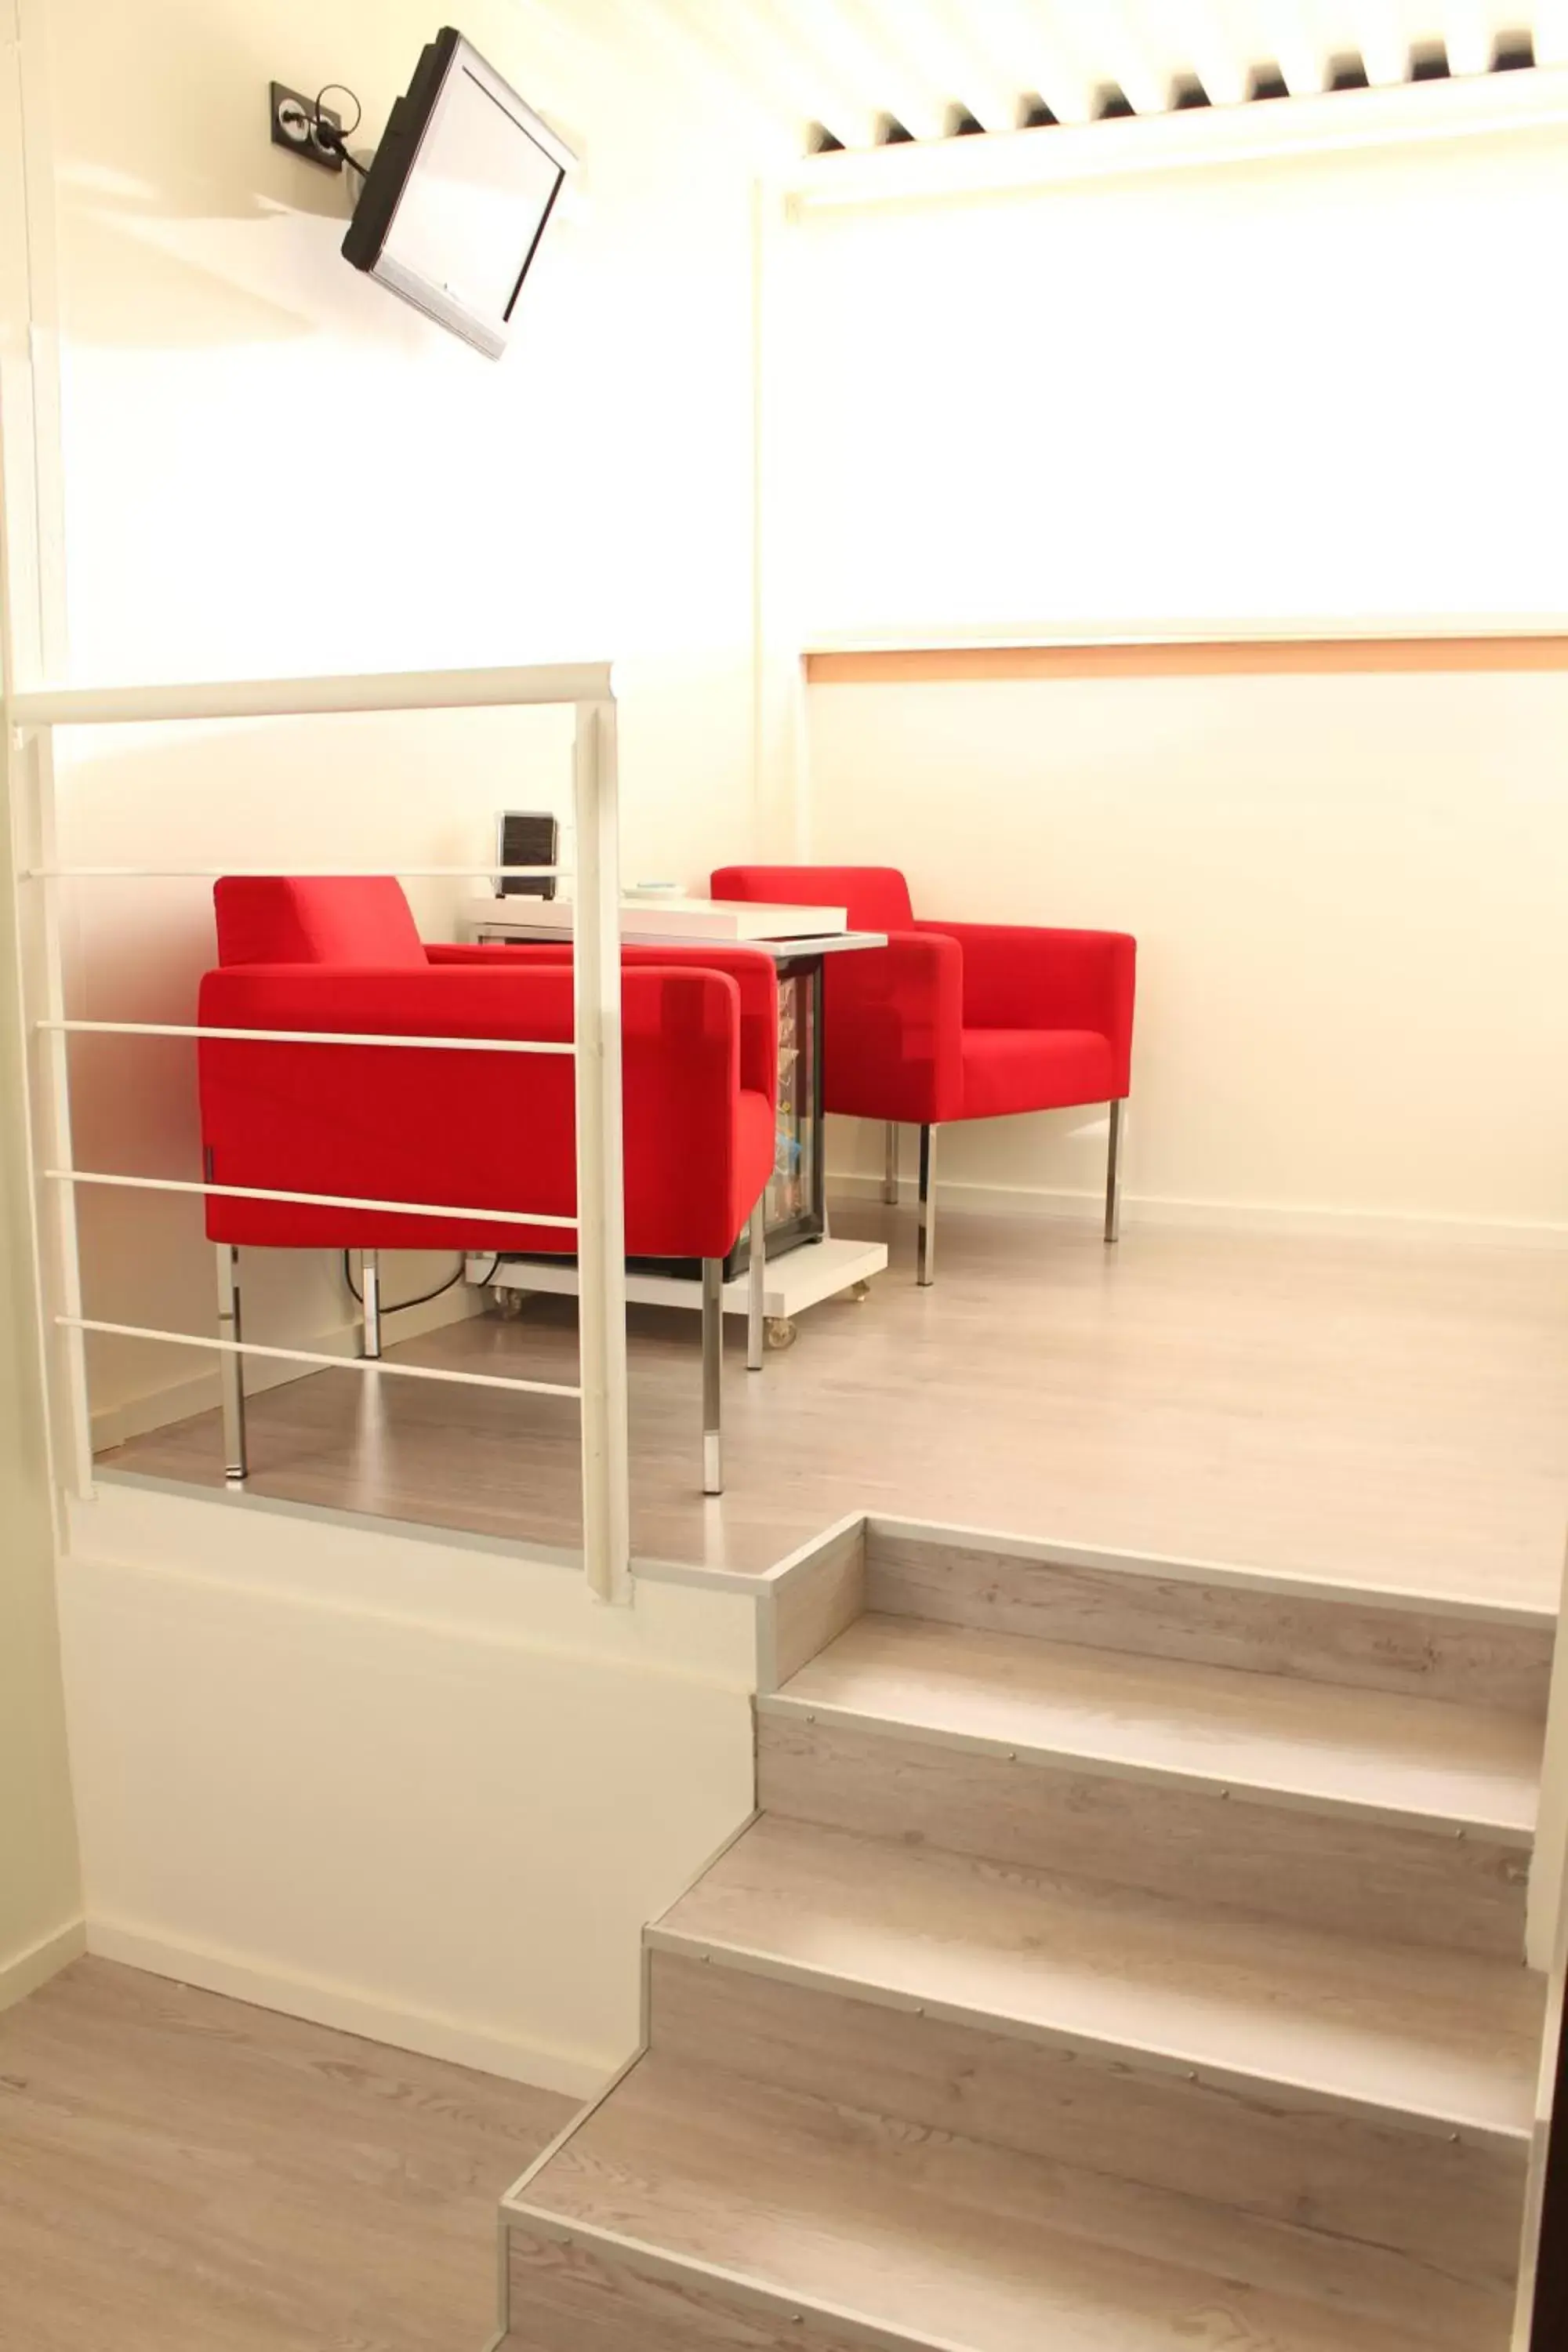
[961,1029,1116,1120]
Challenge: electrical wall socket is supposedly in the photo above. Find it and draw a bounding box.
[269,82,343,172]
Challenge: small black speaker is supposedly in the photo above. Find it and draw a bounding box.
[495,811,559,899]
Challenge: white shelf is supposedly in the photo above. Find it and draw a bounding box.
[472,1235,888,1323]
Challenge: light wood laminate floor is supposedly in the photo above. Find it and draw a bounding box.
[103,1205,1568,1608]
[0,1958,571,2352]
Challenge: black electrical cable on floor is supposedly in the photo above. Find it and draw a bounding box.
[342,1252,501,1316]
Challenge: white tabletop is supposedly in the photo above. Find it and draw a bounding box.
[467,893,851,945]
[468,912,887,965]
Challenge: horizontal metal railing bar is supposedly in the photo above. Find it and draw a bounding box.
[46,1167,579,1229]
[42,1019,576,1057]
[21,866,570,880]
[59,1316,582,1402]
[9,659,615,728]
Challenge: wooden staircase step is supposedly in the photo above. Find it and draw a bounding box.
[504,2053,1507,2351]
[651,1814,1543,2141]
[865,1524,1555,1714]
[764,1615,1542,1832]
[757,1619,1537,1955]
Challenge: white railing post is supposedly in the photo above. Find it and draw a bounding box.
[16,725,93,1505]
[572,696,630,1603]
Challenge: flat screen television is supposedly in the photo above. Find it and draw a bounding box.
[342,27,574,359]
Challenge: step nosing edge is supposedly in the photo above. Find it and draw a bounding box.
[757,1693,1537,1842]
[644,1926,1534,2148]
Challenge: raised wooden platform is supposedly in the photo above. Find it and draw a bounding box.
[99,1210,1568,1608]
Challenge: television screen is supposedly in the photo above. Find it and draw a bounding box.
[343,27,574,359]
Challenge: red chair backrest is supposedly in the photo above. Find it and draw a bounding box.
[214,877,427,969]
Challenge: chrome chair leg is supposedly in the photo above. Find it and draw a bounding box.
[1105,1098,1127,1246]
[746,1198,765,1373]
[883,1121,900,1205]
[702,1257,724,1494]
[917,1123,937,1287]
[361,1249,383,1359]
[216,1243,248,1485]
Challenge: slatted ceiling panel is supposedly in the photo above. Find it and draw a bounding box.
[1145,0,1254,105]
[920,0,1043,129]
[1352,2,1432,83]
[607,0,1554,148]
[1036,0,1145,114]
[1291,1,1377,89]
[1133,5,1218,105]
[1444,4,1532,74]
[851,0,1025,135]
[1245,0,1336,92]
[653,0,871,152]
[982,0,1103,124]
[595,0,800,154]
[760,0,947,144]
[1442,2,1494,71]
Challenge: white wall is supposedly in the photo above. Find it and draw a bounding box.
[786,111,1568,1235]
[31,0,782,1432]
[58,1482,757,2090]
[1,9,84,2010]
[0,740,84,2006]
[810,668,1568,1232]
[788,124,1568,637]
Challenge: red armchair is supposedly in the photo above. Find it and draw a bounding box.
[711,866,1135,1284]
[198,877,778,1496]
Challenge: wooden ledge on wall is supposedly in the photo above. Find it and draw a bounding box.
[804,635,1568,685]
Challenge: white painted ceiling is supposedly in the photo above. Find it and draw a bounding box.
[547,2,1556,151]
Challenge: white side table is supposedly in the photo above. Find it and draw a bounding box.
[460,903,890,1346]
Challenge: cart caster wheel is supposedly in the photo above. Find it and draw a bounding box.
[492,1286,527,1319]
[850,1279,872,1303]
[765,1316,798,1352]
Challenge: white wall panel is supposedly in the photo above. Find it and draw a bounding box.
[59,1483,757,2090]
[810,666,1568,1229]
[790,127,1568,635]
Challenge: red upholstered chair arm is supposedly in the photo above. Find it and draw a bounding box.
[197,962,751,1258]
[822,928,964,1125]
[427,941,778,1105]
[915,923,1137,1095]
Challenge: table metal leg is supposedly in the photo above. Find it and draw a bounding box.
[216,1244,248,1484]
[917,1124,937,1287]
[702,1257,724,1493]
[361,1249,383,1358]
[1105,1098,1127,1245]
[746,1197,765,1372]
